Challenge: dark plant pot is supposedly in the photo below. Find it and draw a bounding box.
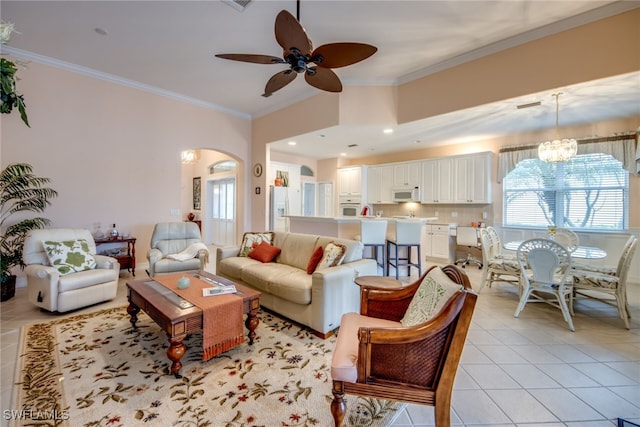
[1,275,17,302]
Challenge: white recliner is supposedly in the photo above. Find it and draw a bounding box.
[147,222,209,277]
[22,228,120,312]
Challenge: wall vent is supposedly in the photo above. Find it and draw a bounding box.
[222,0,251,12]
[516,101,542,109]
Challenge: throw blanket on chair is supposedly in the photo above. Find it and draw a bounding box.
[167,242,209,263]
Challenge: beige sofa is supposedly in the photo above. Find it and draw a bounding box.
[216,232,378,337]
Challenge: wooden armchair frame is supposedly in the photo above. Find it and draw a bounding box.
[330,265,477,427]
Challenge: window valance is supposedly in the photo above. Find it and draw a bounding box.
[497,132,639,183]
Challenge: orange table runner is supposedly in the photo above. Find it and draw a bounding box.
[154,273,244,361]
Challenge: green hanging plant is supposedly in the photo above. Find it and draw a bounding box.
[0,21,30,127]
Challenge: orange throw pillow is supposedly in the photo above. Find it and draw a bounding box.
[248,241,281,263]
[306,246,324,274]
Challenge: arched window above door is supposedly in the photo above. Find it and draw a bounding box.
[209,160,237,175]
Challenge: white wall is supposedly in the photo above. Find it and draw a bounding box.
[1,61,252,279]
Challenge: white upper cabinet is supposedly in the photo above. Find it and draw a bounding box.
[421,158,454,203]
[367,165,395,204]
[338,166,365,197]
[393,162,421,188]
[452,152,492,204]
[421,152,491,204]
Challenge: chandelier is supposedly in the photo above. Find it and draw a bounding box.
[538,93,577,163]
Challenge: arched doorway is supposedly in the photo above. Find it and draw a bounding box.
[181,150,239,247]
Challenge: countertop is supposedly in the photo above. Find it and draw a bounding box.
[285,215,439,222]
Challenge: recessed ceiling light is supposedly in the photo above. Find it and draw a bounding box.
[340,152,347,156]
[287,141,296,146]
[383,128,393,134]
[94,28,108,36]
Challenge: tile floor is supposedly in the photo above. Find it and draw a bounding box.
[1,261,639,426]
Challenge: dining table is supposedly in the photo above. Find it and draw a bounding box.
[503,241,607,259]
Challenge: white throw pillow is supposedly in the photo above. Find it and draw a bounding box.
[43,239,97,276]
[400,267,464,327]
[316,242,346,270]
[238,232,274,257]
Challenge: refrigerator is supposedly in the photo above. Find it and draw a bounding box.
[269,186,300,231]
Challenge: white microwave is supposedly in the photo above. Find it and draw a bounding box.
[339,203,360,217]
[392,187,420,203]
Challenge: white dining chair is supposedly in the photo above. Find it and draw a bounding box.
[571,235,638,329]
[479,229,520,293]
[515,238,575,331]
[552,228,579,253]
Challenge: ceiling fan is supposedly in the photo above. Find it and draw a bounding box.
[215,1,377,97]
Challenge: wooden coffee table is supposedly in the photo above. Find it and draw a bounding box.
[126,271,260,377]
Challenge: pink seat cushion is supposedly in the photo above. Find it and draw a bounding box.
[330,312,401,383]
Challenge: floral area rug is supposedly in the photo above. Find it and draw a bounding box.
[11,306,405,427]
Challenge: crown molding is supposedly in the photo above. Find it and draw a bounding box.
[1,46,251,120]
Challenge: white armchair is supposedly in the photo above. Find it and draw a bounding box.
[22,228,120,312]
[147,222,209,277]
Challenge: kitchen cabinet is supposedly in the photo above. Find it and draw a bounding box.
[366,165,394,204]
[421,158,454,203]
[338,166,365,197]
[393,162,421,188]
[453,152,492,204]
[424,224,454,262]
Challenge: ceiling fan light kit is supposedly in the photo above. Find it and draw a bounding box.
[538,93,577,163]
[215,4,377,97]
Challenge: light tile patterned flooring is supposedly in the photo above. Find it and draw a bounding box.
[1,261,639,426]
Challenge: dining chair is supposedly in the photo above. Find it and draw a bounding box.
[330,265,477,427]
[552,228,579,252]
[571,235,638,329]
[454,226,483,269]
[515,238,575,331]
[478,229,520,293]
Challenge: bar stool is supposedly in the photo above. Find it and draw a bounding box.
[386,220,422,279]
[360,219,388,275]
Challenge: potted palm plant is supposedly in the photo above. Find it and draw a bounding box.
[0,163,57,301]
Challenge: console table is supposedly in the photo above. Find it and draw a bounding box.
[95,237,137,276]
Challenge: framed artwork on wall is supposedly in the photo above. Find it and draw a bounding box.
[193,177,201,210]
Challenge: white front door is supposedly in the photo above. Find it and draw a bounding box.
[208,177,236,247]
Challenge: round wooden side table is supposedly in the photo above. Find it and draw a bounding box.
[354,276,404,289]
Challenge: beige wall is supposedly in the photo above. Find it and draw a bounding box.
[1,62,252,269]
[398,8,640,124]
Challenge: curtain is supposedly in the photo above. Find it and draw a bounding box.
[498,132,639,183]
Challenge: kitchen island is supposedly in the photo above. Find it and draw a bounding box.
[286,215,438,239]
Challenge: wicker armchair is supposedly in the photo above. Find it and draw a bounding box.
[330,265,477,427]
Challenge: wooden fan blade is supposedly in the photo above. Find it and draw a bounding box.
[275,10,312,56]
[305,67,342,93]
[311,43,377,69]
[215,54,285,64]
[264,70,297,96]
